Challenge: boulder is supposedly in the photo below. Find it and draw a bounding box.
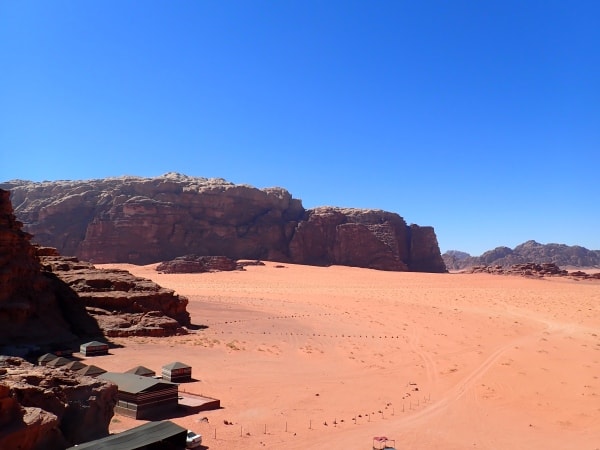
[156,255,242,273]
[466,262,600,280]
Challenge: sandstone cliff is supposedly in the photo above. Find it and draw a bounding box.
[40,254,190,337]
[1,173,446,272]
[0,189,102,355]
[0,356,117,450]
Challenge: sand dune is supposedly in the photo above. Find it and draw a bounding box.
[93,262,600,449]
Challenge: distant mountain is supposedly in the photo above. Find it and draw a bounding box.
[443,240,600,270]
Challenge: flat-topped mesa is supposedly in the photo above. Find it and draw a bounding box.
[1,174,447,273]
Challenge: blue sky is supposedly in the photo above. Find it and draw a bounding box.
[1,1,599,255]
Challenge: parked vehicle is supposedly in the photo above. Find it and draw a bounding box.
[186,430,202,448]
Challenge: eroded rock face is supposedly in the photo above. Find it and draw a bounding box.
[40,255,191,337]
[0,189,102,355]
[157,255,242,273]
[0,356,117,450]
[468,262,600,280]
[1,173,446,272]
[443,240,600,270]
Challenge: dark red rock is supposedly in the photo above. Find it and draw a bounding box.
[0,356,117,450]
[157,255,242,273]
[0,189,102,355]
[39,255,191,336]
[466,262,597,280]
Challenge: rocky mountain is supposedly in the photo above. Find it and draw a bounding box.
[1,173,446,273]
[0,189,102,356]
[443,240,600,270]
[40,253,190,337]
[0,356,116,450]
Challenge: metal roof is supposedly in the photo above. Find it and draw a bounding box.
[99,372,176,394]
[38,353,57,362]
[125,365,155,376]
[77,365,106,376]
[162,361,191,370]
[63,360,87,371]
[65,420,186,450]
[80,341,108,348]
[46,356,71,367]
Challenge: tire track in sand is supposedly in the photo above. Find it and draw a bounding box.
[398,333,534,428]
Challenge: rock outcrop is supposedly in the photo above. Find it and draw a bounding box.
[468,262,600,280]
[156,255,242,274]
[443,240,600,270]
[0,356,117,450]
[40,255,190,337]
[0,189,102,356]
[1,173,446,272]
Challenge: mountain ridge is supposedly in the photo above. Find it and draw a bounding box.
[443,240,600,270]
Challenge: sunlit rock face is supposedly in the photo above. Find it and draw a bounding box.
[0,189,102,354]
[2,174,446,272]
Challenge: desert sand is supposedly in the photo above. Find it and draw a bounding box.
[92,262,600,450]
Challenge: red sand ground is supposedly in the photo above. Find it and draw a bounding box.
[92,262,600,450]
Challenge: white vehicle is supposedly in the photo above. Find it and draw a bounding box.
[186,430,202,448]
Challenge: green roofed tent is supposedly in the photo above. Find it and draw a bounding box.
[125,365,156,377]
[77,365,106,377]
[46,356,71,368]
[80,341,109,356]
[38,353,57,366]
[161,361,192,382]
[99,372,178,419]
[63,360,87,371]
[65,420,186,450]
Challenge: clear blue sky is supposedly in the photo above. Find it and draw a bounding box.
[1,1,599,255]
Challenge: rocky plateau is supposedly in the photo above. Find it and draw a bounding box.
[1,173,446,273]
[40,252,191,337]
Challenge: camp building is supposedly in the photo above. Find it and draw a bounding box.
[100,372,178,419]
[45,356,71,368]
[38,353,57,366]
[162,361,192,382]
[80,341,109,356]
[65,420,187,450]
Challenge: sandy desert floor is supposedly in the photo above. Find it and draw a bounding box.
[91,262,600,450]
